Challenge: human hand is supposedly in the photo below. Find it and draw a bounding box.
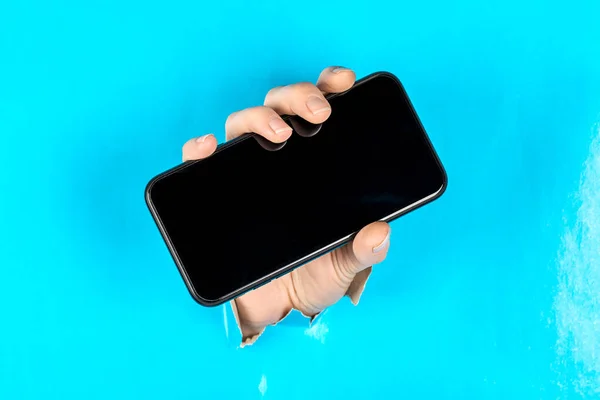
[181,66,392,345]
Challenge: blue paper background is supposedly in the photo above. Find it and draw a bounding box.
[1,0,600,398]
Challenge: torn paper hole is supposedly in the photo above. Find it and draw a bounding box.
[223,304,229,339]
[554,124,600,396]
[258,374,267,396]
[304,318,329,344]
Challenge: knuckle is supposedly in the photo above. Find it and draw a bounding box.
[245,106,277,123]
[258,106,280,122]
[225,107,266,127]
[264,86,282,103]
[225,110,240,127]
[244,106,273,117]
[289,81,319,94]
[255,105,275,114]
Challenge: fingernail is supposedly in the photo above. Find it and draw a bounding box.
[306,95,331,115]
[372,227,391,253]
[269,118,293,135]
[196,134,214,143]
[331,66,349,73]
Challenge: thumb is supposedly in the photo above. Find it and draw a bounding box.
[348,221,392,273]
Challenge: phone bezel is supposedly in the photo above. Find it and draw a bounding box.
[145,71,448,307]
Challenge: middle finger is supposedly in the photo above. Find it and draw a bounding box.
[225,106,293,142]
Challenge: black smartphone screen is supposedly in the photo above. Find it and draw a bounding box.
[147,73,447,305]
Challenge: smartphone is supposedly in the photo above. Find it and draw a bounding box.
[145,72,447,306]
